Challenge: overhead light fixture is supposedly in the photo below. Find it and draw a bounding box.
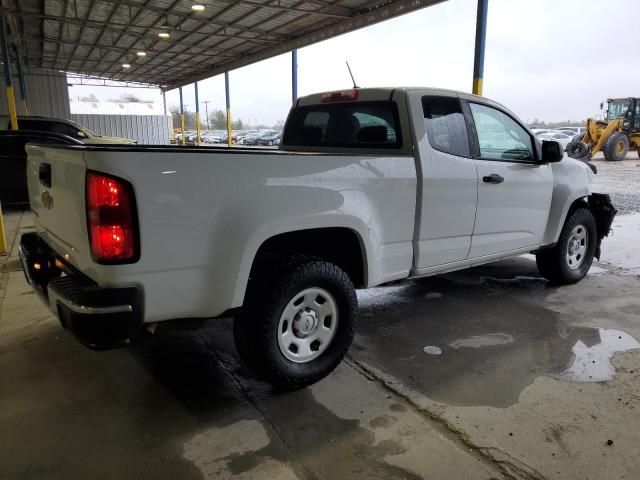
[137,51,147,57]
[158,32,170,39]
[122,63,131,68]
[191,4,205,12]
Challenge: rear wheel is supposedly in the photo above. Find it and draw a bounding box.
[536,208,597,284]
[603,132,629,161]
[234,258,357,389]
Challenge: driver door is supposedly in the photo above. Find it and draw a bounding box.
[466,102,554,258]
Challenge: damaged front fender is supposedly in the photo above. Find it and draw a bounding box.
[588,193,617,260]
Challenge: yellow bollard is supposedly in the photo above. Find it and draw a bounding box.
[0,201,7,255]
[7,85,18,130]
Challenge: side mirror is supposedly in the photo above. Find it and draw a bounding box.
[600,102,604,110]
[541,140,563,163]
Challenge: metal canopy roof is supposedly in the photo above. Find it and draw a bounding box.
[3,0,444,91]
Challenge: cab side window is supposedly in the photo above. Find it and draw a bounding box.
[422,96,470,157]
[469,103,534,162]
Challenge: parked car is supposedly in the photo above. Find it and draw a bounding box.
[537,131,574,151]
[19,87,616,389]
[201,133,222,144]
[557,126,587,136]
[257,130,281,146]
[0,130,82,206]
[0,116,135,144]
[238,132,261,145]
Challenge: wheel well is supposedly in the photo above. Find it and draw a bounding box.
[567,197,589,218]
[250,228,367,288]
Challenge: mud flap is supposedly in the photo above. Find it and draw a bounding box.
[588,193,617,260]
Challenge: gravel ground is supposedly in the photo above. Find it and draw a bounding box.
[590,152,640,214]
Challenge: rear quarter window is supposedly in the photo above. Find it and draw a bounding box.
[282,101,401,149]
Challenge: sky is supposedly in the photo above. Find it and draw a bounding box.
[68,0,639,126]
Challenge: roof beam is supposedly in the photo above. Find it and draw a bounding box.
[21,35,241,61]
[64,0,100,71]
[53,0,70,69]
[110,0,352,20]
[35,14,278,45]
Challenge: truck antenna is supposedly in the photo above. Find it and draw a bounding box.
[346,61,359,89]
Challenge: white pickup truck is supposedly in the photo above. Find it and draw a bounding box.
[19,87,616,388]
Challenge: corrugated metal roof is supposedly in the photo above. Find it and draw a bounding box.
[4,0,446,90]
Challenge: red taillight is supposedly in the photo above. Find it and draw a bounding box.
[86,172,138,263]
[320,89,359,103]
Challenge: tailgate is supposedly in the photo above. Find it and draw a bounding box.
[26,145,90,265]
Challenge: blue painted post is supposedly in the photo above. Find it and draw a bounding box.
[194,81,201,145]
[472,0,489,96]
[292,49,298,104]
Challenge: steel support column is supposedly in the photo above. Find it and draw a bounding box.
[225,71,231,147]
[179,86,185,146]
[194,81,201,145]
[472,0,488,96]
[292,49,298,104]
[13,46,28,114]
[0,15,18,130]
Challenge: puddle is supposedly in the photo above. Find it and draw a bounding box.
[587,265,608,275]
[423,346,442,355]
[351,258,640,408]
[448,333,514,349]
[560,328,640,382]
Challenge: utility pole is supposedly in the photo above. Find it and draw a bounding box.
[203,100,211,130]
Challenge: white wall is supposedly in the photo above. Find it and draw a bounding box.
[0,73,70,118]
[70,114,171,144]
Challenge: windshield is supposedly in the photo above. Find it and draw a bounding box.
[607,99,631,120]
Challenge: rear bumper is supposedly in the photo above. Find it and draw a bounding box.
[19,232,143,350]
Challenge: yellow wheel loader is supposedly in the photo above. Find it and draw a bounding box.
[567,98,640,162]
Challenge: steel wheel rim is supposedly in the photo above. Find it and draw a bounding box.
[616,141,625,155]
[277,287,339,363]
[565,224,589,270]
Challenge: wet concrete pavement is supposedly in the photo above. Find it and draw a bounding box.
[1,209,640,479]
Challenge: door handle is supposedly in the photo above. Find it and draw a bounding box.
[482,173,504,184]
[39,163,52,188]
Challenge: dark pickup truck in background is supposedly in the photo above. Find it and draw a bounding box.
[0,130,82,207]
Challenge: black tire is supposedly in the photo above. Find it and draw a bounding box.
[603,132,629,161]
[536,208,597,285]
[566,139,590,160]
[234,258,357,389]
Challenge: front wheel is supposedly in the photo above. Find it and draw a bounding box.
[234,259,357,389]
[536,208,597,284]
[603,132,629,161]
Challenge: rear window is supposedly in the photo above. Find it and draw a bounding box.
[283,101,401,149]
[422,96,470,157]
